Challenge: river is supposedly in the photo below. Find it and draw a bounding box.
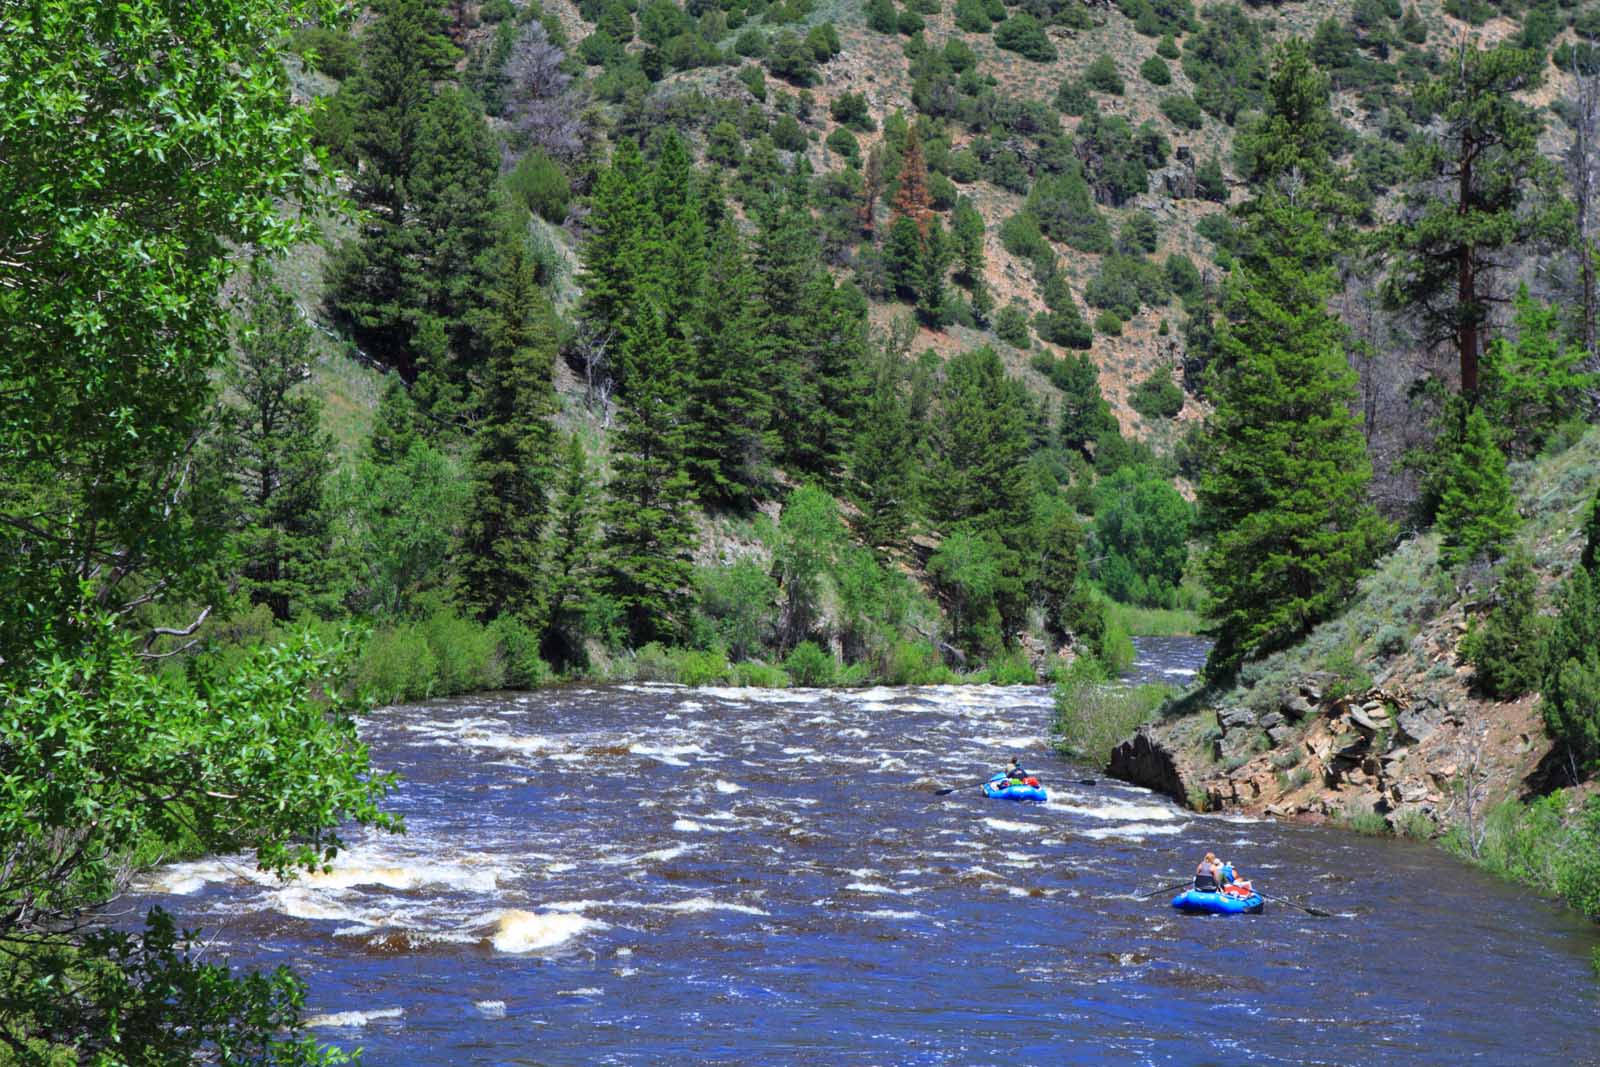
[129,638,1599,1065]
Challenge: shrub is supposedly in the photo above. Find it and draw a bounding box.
[772,113,808,151]
[1157,32,1180,59]
[489,616,553,688]
[867,0,899,32]
[1094,309,1123,335]
[1052,656,1171,764]
[1129,372,1184,419]
[1085,254,1171,318]
[355,623,439,704]
[735,661,790,687]
[1336,807,1391,835]
[420,608,505,696]
[506,149,571,223]
[675,647,735,686]
[996,303,1033,348]
[1140,54,1172,85]
[883,639,960,684]
[999,210,1049,261]
[1083,54,1124,94]
[735,27,767,57]
[738,63,767,101]
[825,126,859,160]
[830,91,874,130]
[1118,211,1160,254]
[696,560,778,661]
[1374,623,1409,659]
[897,9,925,35]
[1159,93,1203,130]
[981,649,1039,685]
[1164,253,1202,300]
[784,640,839,686]
[1055,79,1094,116]
[955,0,993,31]
[993,14,1057,62]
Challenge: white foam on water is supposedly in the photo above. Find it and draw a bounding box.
[656,896,768,915]
[474,1000,507,1018]
[486,909,604,953]
[631,742,710,767]
[557,987,604,997]
[546,862,577,873]
[1081,822,1190,840]
[672,818,702,832]
[276,888,381,925]
[1163,667,1198,677]
[1046,799,1180,822]
[970,736,1038,750]
[860,908,923,919]
[983,818,1045,834]
[713,779,744,794]
[305,1007,403,1029]
[632,844,694,863]
[845,882,901,895]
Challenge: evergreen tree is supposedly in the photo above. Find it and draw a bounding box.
[1038,267,1095,349]
[648,129,708,326]
[1198,43,1389,674]
[326,0,459,376]
[1461,547,1546,698]
[1544,560,1600,773]
[918,216,953,327]
[1435,405,1519,568]
[884,214,924,298]
[1383,42,1569,397]
[457,242,560,624]
[217,271,337,621]
[952,197,986,285]
[1480,284,1597,457]
[407,87,502,399]
[685,215,772,506]
[1583,488,1600,571]
[579,138,655,384]
[1056,352,1118,453]
[602,306,699,644]
[890,126,932,235]
[850,345,917,548]
[545,433,603,666]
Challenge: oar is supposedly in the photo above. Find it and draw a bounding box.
[1260,893,1335,918]
[1136,879,1192,899]
[935,777,995,795]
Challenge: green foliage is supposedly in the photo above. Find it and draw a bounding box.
[1118,211,1161,254]
[290,24,361,79]
[1053,353,1119,455]
[1129,371,1186,420]
[1451,796,1600,920]
[1094,467,1193,607]
[1053,656,1173,764]
[1481,285,1597,459]
[1544,563,1600,772]
[1382,42,1568,398]
[929,526,1008,654]
[1160,93,1204,130]
[1435,406,1520,569]
[1084,54,1125,94]
[1085,254,1171,319]
[1026,168,1112,252]
[696,561,779,661]
[506,149,572,223]
[1198,51,1389,675]
[1140,54,1172,85]
[1182,5,1267,123]
[0,0,349,659]
[784,640,841,685]
[216,269,338,622]
[457,242,560,626]
[1157,32,1181,59]
[831,91,875,130]
[996,303,1034,348]
[994,14,1056,61]
[1460,548,1546,698]
[1094,310,1124,335]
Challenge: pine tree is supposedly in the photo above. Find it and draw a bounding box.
[1057,352,1117,453]
[952,197,986,285]
[1583,488,1600,571]
[218,272,337,621]
[917,216,952,327]
[545,433,603,666]
[456,242,560,624]
[850,347,917,548]
[1197,44,1389,674]
[326,0,458,376]
[602,306,699,644]
[684,214,772,506]
[579,138,655,384]
[1435,405,1519,569]
[1461,546,1546,698]
[1544,558,1600,773]
[884,214,924,299]
[1480,284,1596,457]
[407,87,502,396]
[648,129,708,327]
[1383,41,1569,397]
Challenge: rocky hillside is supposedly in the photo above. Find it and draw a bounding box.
[1109,424,1600,827]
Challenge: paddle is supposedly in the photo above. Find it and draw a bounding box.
[935,777,996,796]
[1259,893,1335,918]
[1136,879,1192,899]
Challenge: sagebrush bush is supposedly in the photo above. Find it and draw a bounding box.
[784,640,839,685]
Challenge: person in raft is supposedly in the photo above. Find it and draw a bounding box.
[1006,757,1027,782]
[1220,861,1254,897]
[1194,852,1223,893]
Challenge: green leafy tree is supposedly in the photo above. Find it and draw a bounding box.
[216,271,338,622]
[773,485,845,647]
[1435,405,1520,568]
[1383,42,1569,397]
[457,242,560,625]
[1094,467,1193,606]
[929,525,1008,654]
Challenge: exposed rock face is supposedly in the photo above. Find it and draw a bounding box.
[1107,725,1203,806]
[1107,669,1551,831]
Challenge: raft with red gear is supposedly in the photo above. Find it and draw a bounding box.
[980,773,1047,803]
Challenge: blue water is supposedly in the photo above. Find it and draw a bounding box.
[126,639,1600,1065]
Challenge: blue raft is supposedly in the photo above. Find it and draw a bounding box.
[981,774,1047,803]
[1171,888,1264,915]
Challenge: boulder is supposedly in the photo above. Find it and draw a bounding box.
[1267,725,1298,747]
[1260,711,1285,731]
[1279,692,1317,721]
[1348,702,1390,733]
[1396,707,1439,744]
[1107,725,1197,804]
[1218,706,1257,731]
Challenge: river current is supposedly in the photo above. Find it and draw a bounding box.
[129,638,1598,1065]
